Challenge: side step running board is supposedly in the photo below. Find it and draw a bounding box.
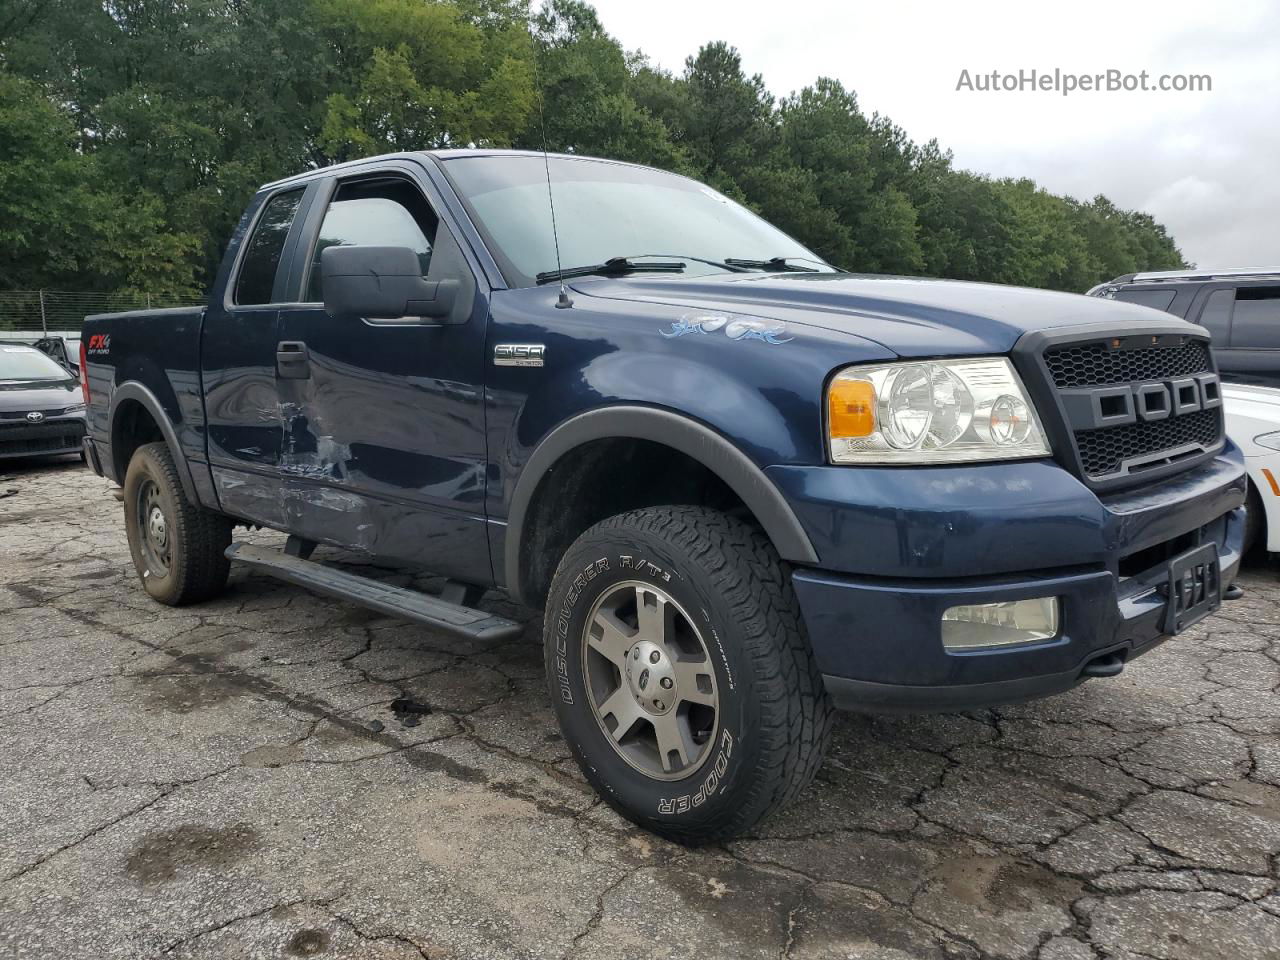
[224,542,522,642]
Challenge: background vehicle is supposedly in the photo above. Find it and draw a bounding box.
[1087,267,1280,387]
[80,150,1246,842]
[0,341,87,460]
[1223,382,1280,555]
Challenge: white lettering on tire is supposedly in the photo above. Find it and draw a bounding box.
[555,557,611,704]
[658,729,735,814]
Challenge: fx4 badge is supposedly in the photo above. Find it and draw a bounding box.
[87,334,111,355]
[494,344,545,367]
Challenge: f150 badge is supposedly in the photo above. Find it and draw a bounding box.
[494,344,545,367]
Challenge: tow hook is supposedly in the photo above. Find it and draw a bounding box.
[1080,652,1126,679]
[1223,583,1244,601]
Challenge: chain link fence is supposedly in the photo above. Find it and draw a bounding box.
[0,290,207,335]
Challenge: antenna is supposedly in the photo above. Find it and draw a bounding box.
[533,52,572,309]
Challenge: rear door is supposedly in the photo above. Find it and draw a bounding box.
[1192,283,1280,387]
[202,185,311,526]
[273,163,492,584]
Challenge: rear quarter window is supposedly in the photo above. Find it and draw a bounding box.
[1113,288,1177,312]
[234,189,304,306]
[1231,287,1280,349]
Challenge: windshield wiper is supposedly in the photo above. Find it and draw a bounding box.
[723,257,820,273]
[535,257,686,284]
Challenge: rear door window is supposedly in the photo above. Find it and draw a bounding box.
[1114,288,1177,312]
[234,189,304,306]
[1230,287,1280,349]
[1195,288,1234,345]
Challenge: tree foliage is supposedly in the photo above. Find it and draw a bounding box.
[0,0,1186,297]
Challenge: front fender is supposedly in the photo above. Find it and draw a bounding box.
[503,404,820,601]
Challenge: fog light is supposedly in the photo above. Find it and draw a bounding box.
[942,597,1059,651]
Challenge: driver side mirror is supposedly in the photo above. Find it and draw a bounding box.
[320,245,458,321]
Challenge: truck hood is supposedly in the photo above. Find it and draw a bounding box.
[0,378,80,413]
[573,272,1195,355]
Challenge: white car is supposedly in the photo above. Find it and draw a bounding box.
[1224,382,1280,555]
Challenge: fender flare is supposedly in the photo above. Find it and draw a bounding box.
[503,405,819,603]
[107,381,199,503]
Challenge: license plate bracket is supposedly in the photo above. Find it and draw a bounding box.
[1161,543,1221,635]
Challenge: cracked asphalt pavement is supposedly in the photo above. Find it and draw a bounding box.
[3,459,1280,959]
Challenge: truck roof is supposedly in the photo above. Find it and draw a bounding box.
[259,148,650,191]
[1103,266,1280,286]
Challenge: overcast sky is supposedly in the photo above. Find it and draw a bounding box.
[589,0,1280,272]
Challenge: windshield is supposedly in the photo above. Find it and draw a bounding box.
[0,345,71,382]
[443,155,833,287]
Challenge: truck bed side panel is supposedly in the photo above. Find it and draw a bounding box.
[83,306,216,505]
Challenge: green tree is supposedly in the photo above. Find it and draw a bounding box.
[0,72,199,296]
[315,0,535,159]
[680,41,775,193]
[523,0,687,170]
[776,78,922,272]
[0,0,1189,297]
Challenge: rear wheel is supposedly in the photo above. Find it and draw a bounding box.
[123,442,232,605]
[544,506,833,843]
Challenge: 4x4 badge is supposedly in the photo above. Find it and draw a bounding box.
[494,344,545,367]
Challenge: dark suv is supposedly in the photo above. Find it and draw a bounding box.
[1087,268,1280,386]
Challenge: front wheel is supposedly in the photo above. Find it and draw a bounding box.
[544,506,833,843]
[123,442,232,605]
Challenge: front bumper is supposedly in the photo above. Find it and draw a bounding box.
[0,417,86,460]
[786,451,1246,712]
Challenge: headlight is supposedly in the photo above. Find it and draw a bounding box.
[828,357,1051,464]
[1255,431,1280,452]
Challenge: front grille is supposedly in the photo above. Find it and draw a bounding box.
[1075,408,1221,479]
[0,419,85,456]
[0,408,74,421]
[1045,339,1212,388]
[1041,336,1222,485]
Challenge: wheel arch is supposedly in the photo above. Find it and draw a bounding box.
[503,405,818,606]
[108,381,199,503]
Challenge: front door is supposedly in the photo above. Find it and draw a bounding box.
[274,168,492,584]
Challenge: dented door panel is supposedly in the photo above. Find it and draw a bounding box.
[270,165,492,585]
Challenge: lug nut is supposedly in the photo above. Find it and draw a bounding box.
[649,650,661,663]
[633,649,640,659]
[660,677,673,689]
[654,700,665,711]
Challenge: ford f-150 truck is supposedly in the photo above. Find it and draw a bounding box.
[81,150,1247,842]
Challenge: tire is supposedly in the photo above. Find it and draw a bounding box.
[544,505,833,844]
[123,441,232,605]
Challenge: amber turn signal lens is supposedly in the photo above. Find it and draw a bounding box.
[829,378,876,438]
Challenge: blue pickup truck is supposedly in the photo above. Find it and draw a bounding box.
[81,150,1247,842]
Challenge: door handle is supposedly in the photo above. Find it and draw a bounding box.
[276,341,311,379]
